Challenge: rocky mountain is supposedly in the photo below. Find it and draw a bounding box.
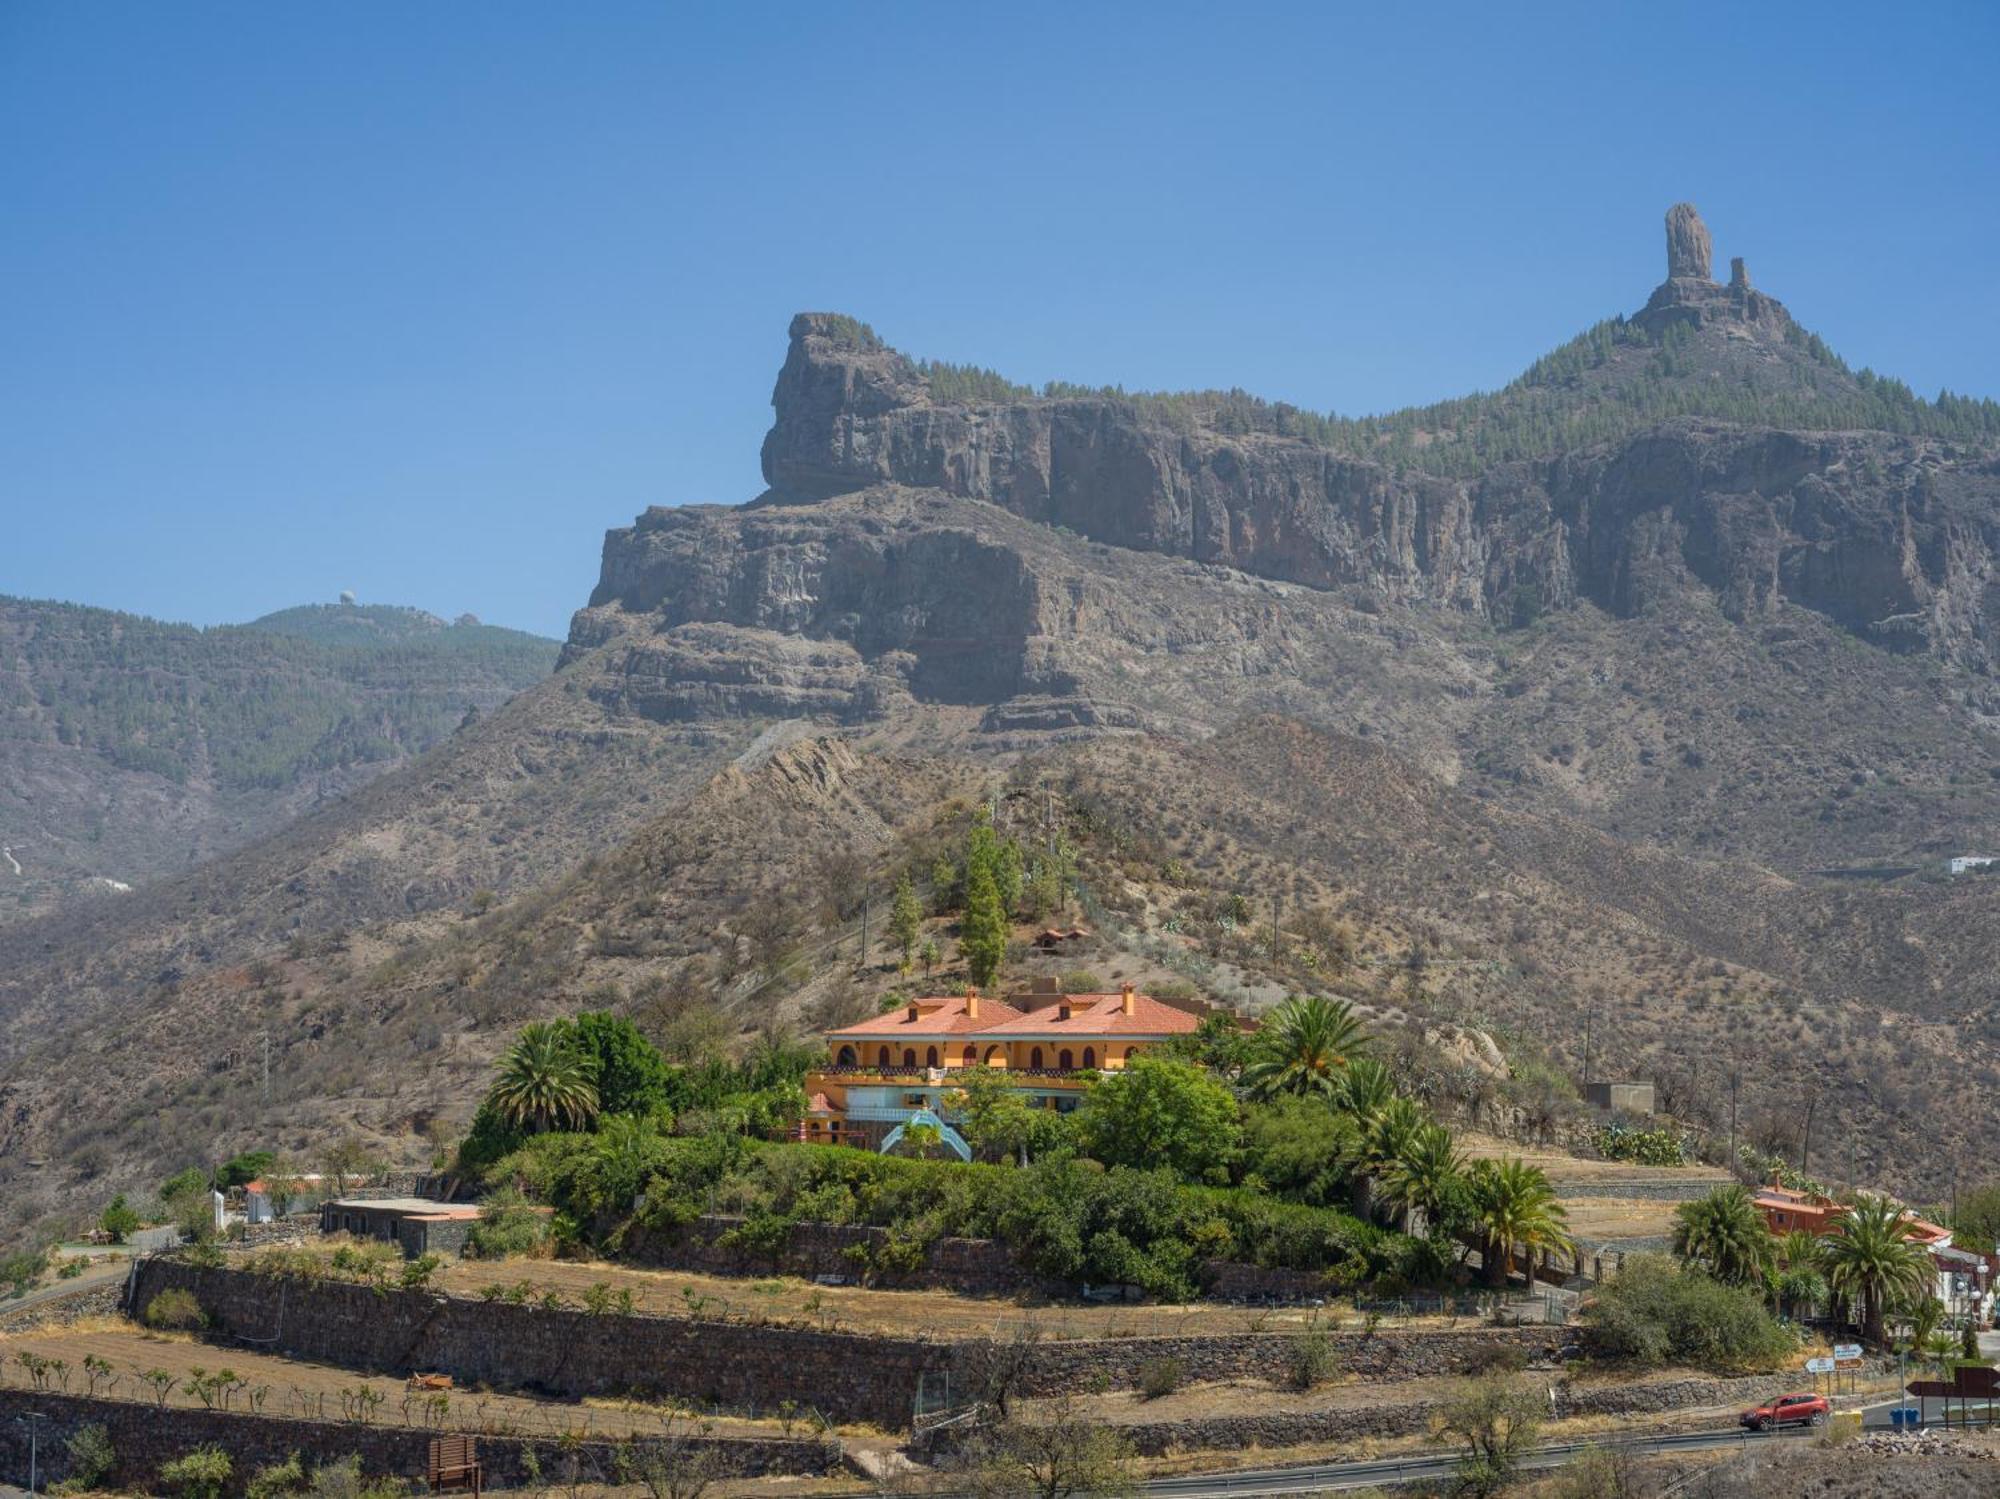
[2,203,1997,1244]
[0,597,559,923]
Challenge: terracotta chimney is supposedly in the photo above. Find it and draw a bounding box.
[1121,982,1136,1016]
[965,985,980,1020]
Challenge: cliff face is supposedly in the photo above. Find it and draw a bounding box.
[597,317,1999,710]
[569,204,2000,783]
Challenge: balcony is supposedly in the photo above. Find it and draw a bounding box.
[807,1064,1097,1085]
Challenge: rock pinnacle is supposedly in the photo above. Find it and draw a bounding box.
[1666,202,1713,281]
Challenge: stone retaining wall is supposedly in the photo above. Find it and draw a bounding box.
[128,1262,1574,1432]
[1014,1325,1564,1394]
[0,1280,124,1333]
[130,1260,945,1429]
[0,1388,837,1495]
[925,1371,1791,1458]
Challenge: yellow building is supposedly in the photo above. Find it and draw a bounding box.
[799,979,1210,1155]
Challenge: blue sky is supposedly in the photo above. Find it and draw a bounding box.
[4,2,1996,639]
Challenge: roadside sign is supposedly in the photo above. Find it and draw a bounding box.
[1806,1356,1835,1374]
[1834,1343,1863,1361]
[1835,1357,1863,1372]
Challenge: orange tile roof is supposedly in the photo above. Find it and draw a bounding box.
[824,994,1023,1038]
[971,992,1203,1038]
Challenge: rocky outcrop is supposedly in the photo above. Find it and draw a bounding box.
[566,207,2000,731]
[1666,201,1714,279]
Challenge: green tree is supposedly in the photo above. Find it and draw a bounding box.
[1379,1121,1466,1232]
[889,873,923,969]
[960,859,1008,988]
[1239,996,1371,1102]
[1671,1185,1775,1287]
[487,1022,600,1134]
[569,1011,672,1118]
[99,1193,142,1244]
[1467,1157,1571,1287]
[1821,1194,1930,1346]
[1075,1056,1238,1183]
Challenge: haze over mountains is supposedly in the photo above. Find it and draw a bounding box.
[2,204,1997,1245]
[0,598,558,924]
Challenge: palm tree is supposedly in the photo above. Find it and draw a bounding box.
[1671,1185,1775,1287]
[1239,996,1372,1102]
[1333,1056,1397,1120]
[488,1022,600,1134]
[1820,1194,1930,1346]
[1379,1120,1465,1232]
[1468,1157,1572,1288]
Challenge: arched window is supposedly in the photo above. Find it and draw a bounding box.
[1082,1047,1096,1070]
[926,1046,940,1069]
[903,1048,917,1069]
[837,1045,856,1067]
[1058,1049,1074,1071]
[1030,1047,1044,1070]
[963,1045,978,1066]
[985,1046,1006,1066]
[877,1046,891,1068]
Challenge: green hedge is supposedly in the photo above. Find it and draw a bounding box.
[499,1133,1415,1302]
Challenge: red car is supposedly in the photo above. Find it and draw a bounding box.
[1740,1392,1831,1430]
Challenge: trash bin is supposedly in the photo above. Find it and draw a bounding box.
[1890,1408,1910,1432]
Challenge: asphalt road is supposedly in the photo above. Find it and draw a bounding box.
[1139,1424,1823,1495]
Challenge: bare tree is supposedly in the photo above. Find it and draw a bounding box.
[963,1389,1136,1499]
[617,1406,723,1499]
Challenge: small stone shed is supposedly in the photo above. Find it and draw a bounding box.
[321,1197,482,1257]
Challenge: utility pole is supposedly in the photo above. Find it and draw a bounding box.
[1271,889,1281,963]
[24,1410,46,1496]
[1582,1005,1594,1089]
[1727,1066,1740,1173]
[859,897,869,966]
[262,1031,271,1103]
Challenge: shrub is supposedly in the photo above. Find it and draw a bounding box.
[63,1423,116,1489]
[145,1287,206,1330]
[1287,1319,1339,1390]
[1464,1342,1529,1375]
[246,1453,307,1499]
[1138,1356,1183,1399]
[464,1187,549,1259]
[99,1194,142,1243]
[160,1446,233,1499]
[1585,1254,1794,1369]
[398,1254,443,1290]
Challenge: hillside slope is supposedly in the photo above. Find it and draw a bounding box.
[3,203,1998,1243]
[0,597,558,922]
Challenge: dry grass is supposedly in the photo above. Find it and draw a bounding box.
[0,1325,838,1439]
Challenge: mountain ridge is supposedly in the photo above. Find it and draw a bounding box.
[3,203,1998,1249]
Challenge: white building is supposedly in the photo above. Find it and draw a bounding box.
[1947,856,1998,875]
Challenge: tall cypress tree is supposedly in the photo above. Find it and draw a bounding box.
[890,872,922,969]
[960,859,1007,988]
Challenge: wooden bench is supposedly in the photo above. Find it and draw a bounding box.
[428,1435,482,1497]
